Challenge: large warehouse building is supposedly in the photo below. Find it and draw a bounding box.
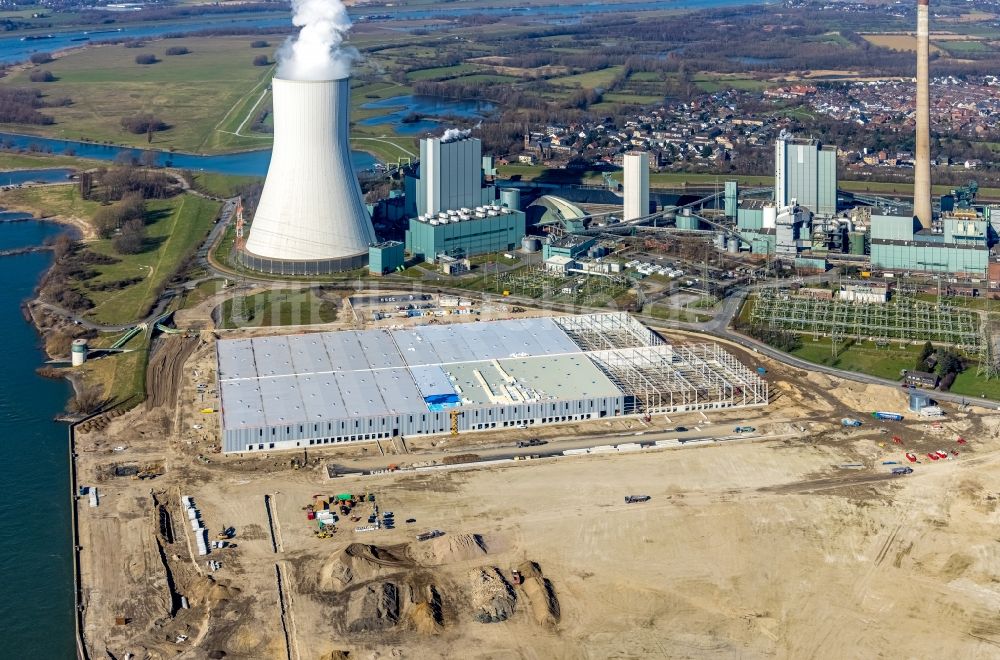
[216,313,768,453]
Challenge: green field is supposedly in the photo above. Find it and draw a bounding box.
[628,72,664,82]
[218,288,338,328]
[190,172,261,198]
[783,336,1000,401]
[450,73,520,84]
[693,76,771,93]
[0,36,275,152]
[406,64,479,81]
[601,92,663,105]
[790,338,920,380]
[935,40,988,53]
[948,370,1000,401]
[0,181,101,223]
[549,66,625,88]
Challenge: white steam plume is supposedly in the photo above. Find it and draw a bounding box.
[277,0,358,81]
[441,128,472,143]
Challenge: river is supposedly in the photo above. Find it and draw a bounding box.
[0,215,75,659]
[0,131,377,177]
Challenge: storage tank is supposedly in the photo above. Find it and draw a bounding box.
[242,76,376,273]
[500,188,521,211]
[908,391,931,412]
[727,237,740,253]
[71,338,88,367]
[521,236,541,252]
[677,215,700,230]
[762,203,778,229]
[715,233,727,250]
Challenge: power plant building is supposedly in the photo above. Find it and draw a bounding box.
[774,135,837,216]
[368,241,405,275]
[411,136,494,217]
[241,77,377,275]
[216,313,769,453]
[405,205,526,263]
[623,151,650,221]
[869,214,989,274]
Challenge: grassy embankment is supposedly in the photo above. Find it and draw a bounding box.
[0,151,103,170]
[0,184,220,325]
[217,288,338,329]
[0,184,219,407]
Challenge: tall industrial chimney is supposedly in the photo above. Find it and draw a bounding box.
[913,0,932,229]
[243,77,376,274]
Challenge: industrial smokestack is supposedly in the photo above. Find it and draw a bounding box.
[243,77,376,271]
[914,0,932,229]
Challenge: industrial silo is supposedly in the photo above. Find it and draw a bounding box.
[500,188,521,212]
[242,76,376,275]
[71,338,88,367]
[521,236,541,252]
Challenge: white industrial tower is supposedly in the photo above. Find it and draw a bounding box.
[623,151,649,221]
[243,77,376,273]
[774,132,837,216]
[913,0,932,229]
[417,135,483,216]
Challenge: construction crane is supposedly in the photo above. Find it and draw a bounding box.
[450,409,462,435]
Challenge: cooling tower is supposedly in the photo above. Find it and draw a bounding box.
[913,0,932,229]
[242,76,376,275]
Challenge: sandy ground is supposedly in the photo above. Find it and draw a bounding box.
[72,327,1000,659]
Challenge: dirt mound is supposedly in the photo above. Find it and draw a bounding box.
[319,543,412,591]
[406,582,444,634]
[522,577,560,626]
[320,651,350,660]
[408,602,443,635]
[514,561,560,626]
[187,576,239,607]
[346,582,400,633]
[468,567,516,623]
[408,533,488,565]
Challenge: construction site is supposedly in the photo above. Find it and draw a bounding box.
[65,295,1000,659]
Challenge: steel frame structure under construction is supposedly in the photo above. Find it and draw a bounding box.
[217,312,768,452]
[750,288,982,349]
[553,312,661,351]
[588,344,769,414]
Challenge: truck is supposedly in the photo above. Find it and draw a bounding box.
[733,426,755,433]
[872,412,904,421]
[891,467,914,476]
[841,418,863,427]
[416,529,445,542]
[625,495,651,504]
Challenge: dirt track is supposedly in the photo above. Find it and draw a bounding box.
[145,335,200,411]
